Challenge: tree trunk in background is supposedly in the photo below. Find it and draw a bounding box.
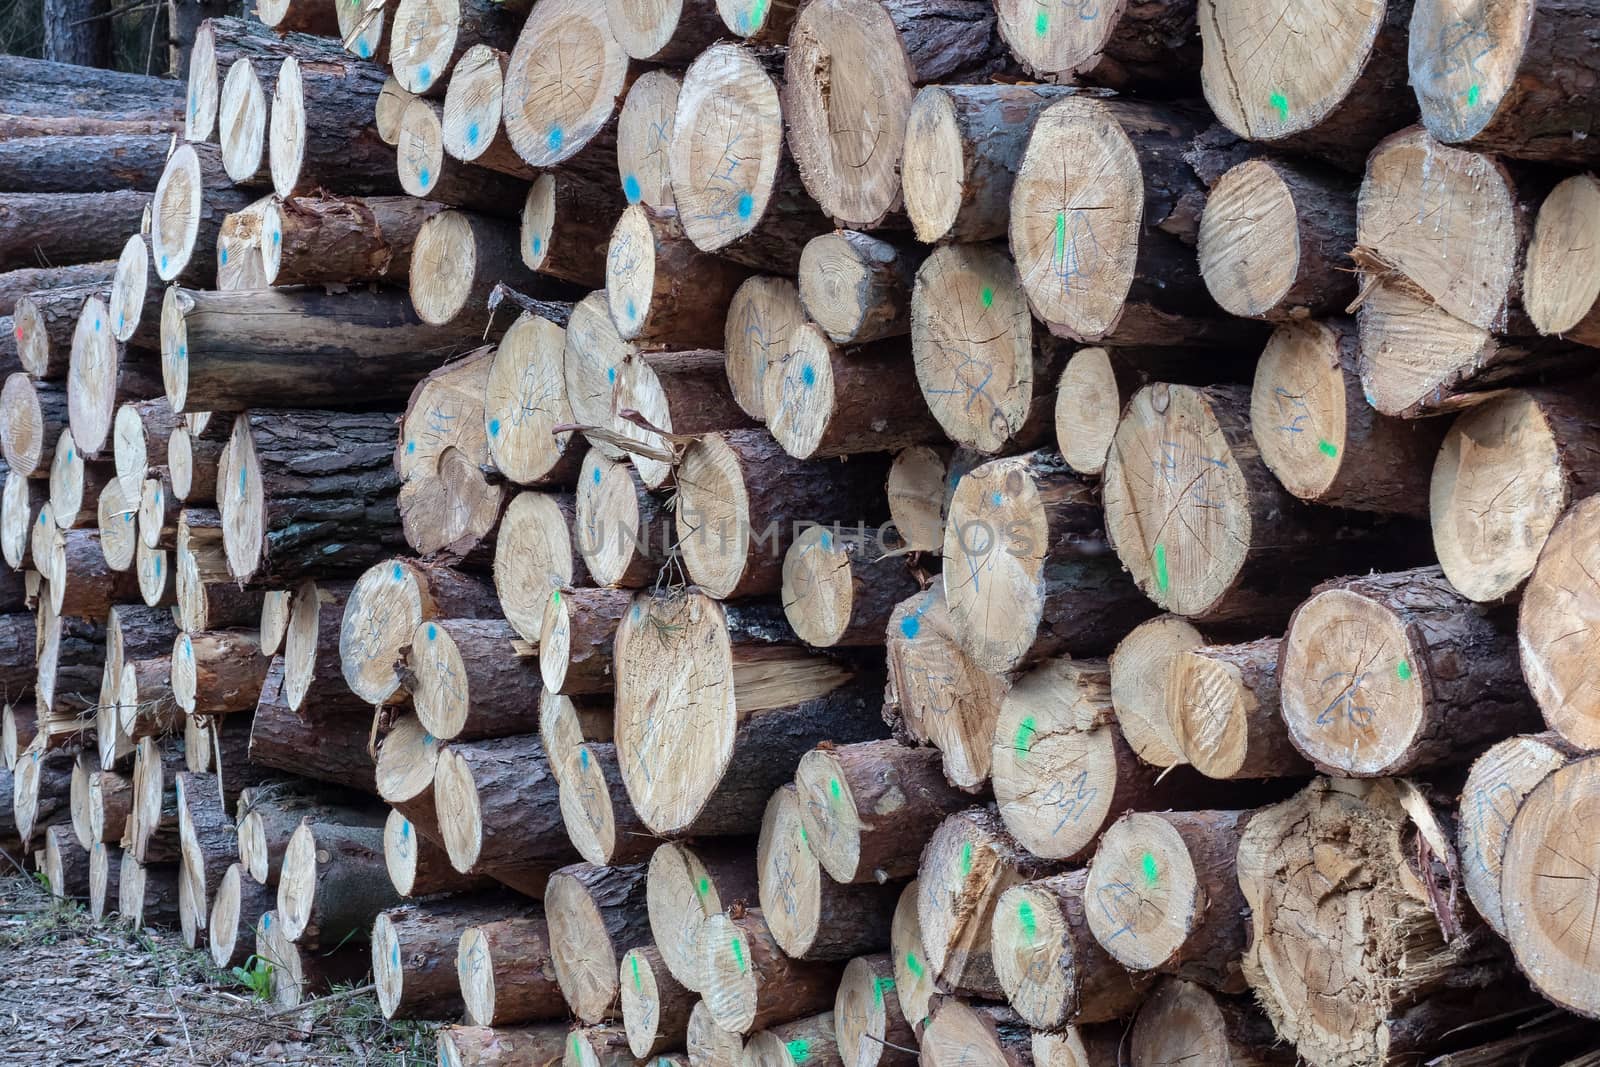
[44,0,112,69]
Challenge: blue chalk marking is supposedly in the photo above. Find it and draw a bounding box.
[178,344,186,360]
[160,255,168,272]
[489,419,500,436]
[238,468,246,497]
[820,530,832,550]
[118,313,125,331]
[66,449,73,462]
[392,563,403,581]
[592,467,602,485]
[93,318,100,332]
[273,230,280,245]
[263,914,271,929]
[220,248,228,265]
[400,819,411,839]
[419,168,431,188]
[531,235,543,256]
[154,556,160,576]
[801,364,815,388]
[900,614,919,639]
[991,491,1002,507]
[427,624,437,640]
[607,367,616,384]
[406,440,416,454]
[624,174,641,203]
[626,299,637,320]
[392,944,401,967]
[737,192,754,219]
[467,123,479,145]
[357,39,370,58]
[580,748,590,771]
[417,64,431,87]
[547,127,564,153]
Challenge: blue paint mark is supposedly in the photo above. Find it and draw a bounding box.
[419,167,431,188]
[392,943,400,967]
[592,468,602,485]
[406,440,415,454]
[737,192,754,219]
[417,64,431,87]
[93,318,100,332]
[580,748,590,771]
[801,365,815,388]
[489,419,500,436]
[623,174,641,203]
[467,123,479,145]
[66,448,73,462]
[392,563,403,581]
[606,367,616,384]
[400,819,411,839]
[220,248,228,265]
[423,732,435,746]
[991,491,1002,507]
[238,468,246,497]
[820,530,832,550]
[178,344,186,360]
[357,39,370,58]
[118,313,124,331]
[427,624,437,640]
[160,255,168,272]
[272,230,280,245]
[39,513,45,526]
[125,512,133,523]
[263,914,271,929]
[531,235,543,256]
[900,614,919,638]
[154,556,161,576]
[547,127,564,153]
[626,299,637,320]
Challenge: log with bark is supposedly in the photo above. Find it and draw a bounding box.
[1523,174,1600,348]
[616,70,680,214]
[260,193,444,286]
[268,54,397,199]
[0,55,182,124]
[176,771,235,941]
[994,0,1196,86]
[1520,493,1600,749]
[88,840,122,920]
[538,587,628,696]
[151,143,254,286]
[688,998,746,1067]
[433,733,573,890]
[128,737,185,863]
[669,44,831,274]
[15,282,105,382]
[441,46,536,179]
[456,914,566,1026]
[619,943,693,1057]
[209,861,277,968]
[492,491,589,643]
[1280,566,1540,777]
[384,806,497,897]
[0,193,144,273]
[395,349,503,565]
[483,309,583,489]
[409,617,541,739]
[520,170,623,288]
[614,590,886,837]
[388,0,524,96]
[574,452,668,589]
[169,630,270,716]
[780,526,920,648]
[700,906,841,1034]
[1168,638,1312,780]
[44,823,90,900]
[724,276,805,422]
[254,909,370,1012]
[185,18,344,142]
[1130,978,1294,1065]
[607,206,750,348]
[757,784,898,961]
[437,1024,569,1067]
[646,840,760,994]
[276,817,400,947]
[557,740,657,866]
[161,285,495,414]
[1409,0,1600,164]
[1197,0,1414,169]
[395,99,534,212]
[544,862,653,1023]
[796,231,919,345]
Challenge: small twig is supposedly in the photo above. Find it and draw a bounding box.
[260,982,376,1019]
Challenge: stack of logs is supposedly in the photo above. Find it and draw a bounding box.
[6,0,1600,1064]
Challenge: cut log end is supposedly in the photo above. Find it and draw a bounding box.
[151,144,204,282]
[501,0,630,168]
[219,59,269,185]
[1081,812,1201,973]
[724,276,805,423]
[1197,159,1304,319]
[485,312,578,487]
[1054,348,1123,479]
[1521,494,1600,748]
[1525,175,1600,345]
[616,70,680,214]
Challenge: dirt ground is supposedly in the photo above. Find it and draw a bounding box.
[0,866,436,1066]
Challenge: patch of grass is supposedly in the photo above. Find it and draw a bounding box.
[298,983,438,1066]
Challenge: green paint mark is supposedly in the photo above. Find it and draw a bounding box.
[1141,851,1159,887]
[697,877,710,897]
[786,1040,810,1063]
[904,952,924,979]
[980,285,994,309]
[749,0,769,27]
[1153,543,1169,593]
[1397,659,1413,681]
[1017,900,1037,943]
[1054,211,1066,265]
[1034,9,1048,35]
[1467,84,1481,107]
[1269,91,1290,122]
[571,1037,581,1059]
[1318,439,1339,459]
[731,937,747,972]
[1013,716,1036,756]
[830,777,842,800]
[873,976,894,1006]
[553,589,561,604]
[631,953,642,989]
[800,826,808,843]
[960,841,973,877]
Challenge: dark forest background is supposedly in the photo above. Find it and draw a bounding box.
[2,0,241,75]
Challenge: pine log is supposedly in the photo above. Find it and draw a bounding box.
[617,348,756,488]
[1249,319,1444,516]
[382,805,491,897]
[493,491,589,643]
[780,526,919,648]
[520,170,621,288]
[281,579,365,715]
[921,1000,1030,1067]
[688,999,747,1067]
[217,58,278,186]
[457,915,566,1025]
[563,291,637,463]
[614,590,885,836]
[783,0,1010,228]
[1432,387,1600,602]
[1082,809,1251,993]
[247,659,379,793]
[113,399,181,503]
[607,205,750,348]
[744,1012,841,1067]
[670,44,831,274]
[1457,732,1580,940]
[375,714,445,831]
[236,783,382,886]
[128,737,184,864]
[995,0,1195,85]
[267,54,397,199]
[169,424,223,504]
[1198,158,1357,320]
[539,690,612,787]
[882,584,1009,791]
[1011,96,1240,347]
[0,263,117,321]
[160,285,496,414]
[575,452,668,588]
[797,231,918,345]
[616,70,680,214]
[134,538,174,610]
[544,862,653,1023]
[724,276,804,422]
[1168,638,1311,780]
[1,467,46,568]
[793,741,968,886]
[438,1024,569,1067]
[44,823,90,900]
[944,449,1152,673]
[0,133,175,194]
[558,741,658,866]
[1520,495,1600,748]
[619,944,693,1056]
[388,0,523,95]
[1,375,66,482]
[410,617,542,739]
[757,784,898,961]
[276,818,399,946]
[674,432,888,598]
[209,861,276,968]
[0,193,144,274]
[13,741,74,846]
[374,897,526,1020]
[434,733,574,884]
[1281,566,1540,776]
[261,193,443,286]
[0,55,182,123]
[15,283,103,382]
[169,630,269,716]
[441,47,536,178]
[911,243,1062,454]
[175,510,264,634]
[1524,174,1600,347]
[1410,0,1600,164]
[65,298,163,462]
[484,309,584,489]
[1197,0,1413,169]
[991,869,1148,1029]
[151,143,254,286]
[1130,978,1293,1065]
[411,210,548,330]
[395,349,502,566]
[501,0,631,169]
[48,428,114,531]
[646,840,761,994]
[1104,382,1419,624]
[1103,615,1205,769]
[254,909,371,1012]
[916,808,1059,998]
[185,19,344,143]
[395,98,534,212]
[1238,778,1519,1067]
[700,907,841,1034]
[176,771,235,939]
[46,528,143,619]
[903,84,1081,245]
[539,587,627,696]
[88,840,122,920]
[833,953,914,1067]
[991,658,1237,862]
